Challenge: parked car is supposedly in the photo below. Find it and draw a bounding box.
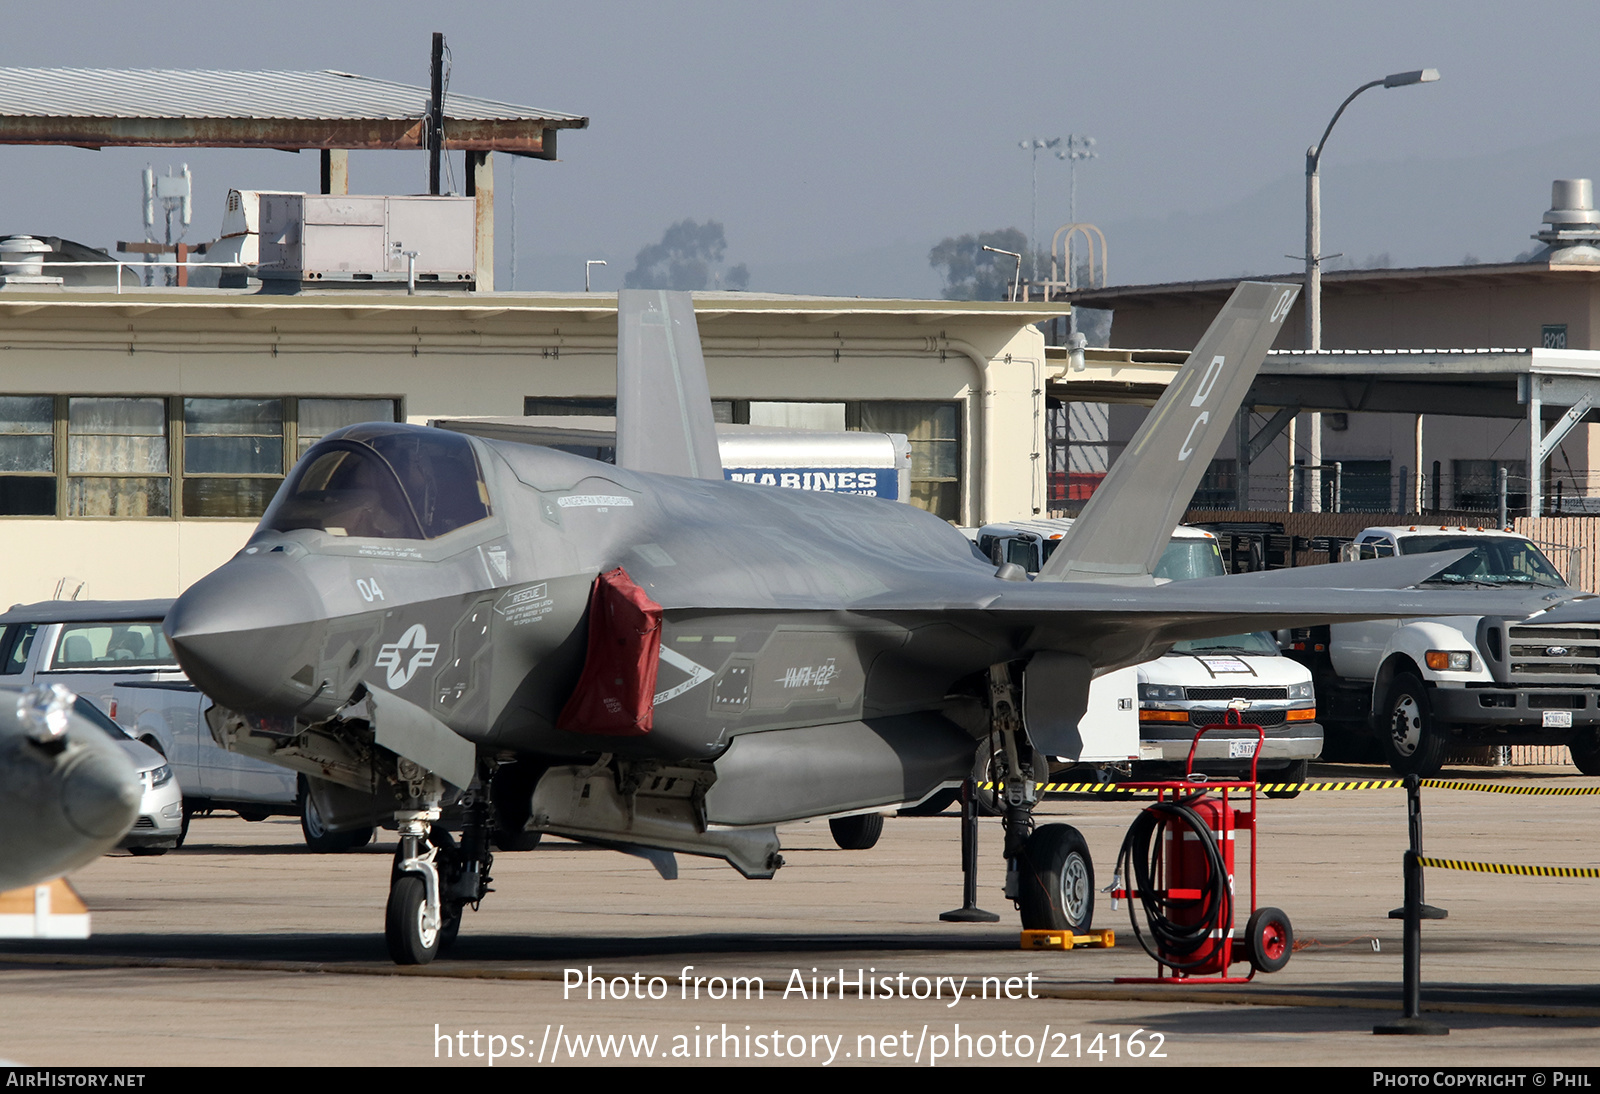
[0,684,183,854]
[0,599,329,846]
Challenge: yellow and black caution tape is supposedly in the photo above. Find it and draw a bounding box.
[1419,856,1600,879]
[1417,779,1600,796]
[981,778,1600,796]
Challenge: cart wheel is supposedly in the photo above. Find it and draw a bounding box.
[1244,906,1293,974]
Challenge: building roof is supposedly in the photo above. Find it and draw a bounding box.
[1069,261,1600,309]
[0,68,587,155]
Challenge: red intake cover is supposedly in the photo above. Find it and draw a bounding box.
[556,567,664,736]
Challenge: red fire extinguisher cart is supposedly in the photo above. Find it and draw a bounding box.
[1112,713,1294,983]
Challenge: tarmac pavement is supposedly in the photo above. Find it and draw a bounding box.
[3,762,1599,1068]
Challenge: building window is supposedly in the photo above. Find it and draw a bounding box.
[0,394,400,519]
[298,398,402,458]
[1335,459,1392,512]
[1190,459,1237,509]
[1453,459,1526,512]
[182,398,284,518]
[850,401,962,521]
[0,396,56,515]
[67,397,170,517]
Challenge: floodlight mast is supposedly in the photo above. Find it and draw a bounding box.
[1301,68,1439,510]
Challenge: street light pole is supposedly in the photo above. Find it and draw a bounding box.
[1020,138,1061,290]
[982,245,1023,303]
[1302,68,1438,510]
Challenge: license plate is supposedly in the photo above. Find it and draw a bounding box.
[1543,710,1574,729]
[1229,739,1258,758]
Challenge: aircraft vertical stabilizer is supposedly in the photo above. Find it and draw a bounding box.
[616,290,723,480]
[1038,280,1299,583]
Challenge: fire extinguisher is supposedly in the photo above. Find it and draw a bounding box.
[1118,793,1234,974]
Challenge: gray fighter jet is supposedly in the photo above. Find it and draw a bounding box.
[165,283,1572,964]
[0,684,141,891]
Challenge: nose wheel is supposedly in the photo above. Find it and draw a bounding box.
[386,873,440,964]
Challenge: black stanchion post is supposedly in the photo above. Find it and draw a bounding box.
[1375,774,1449,1035]
[941,777,999,923]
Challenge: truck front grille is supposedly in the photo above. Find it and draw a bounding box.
[1501,623,1600,683]
[1184,686,1288,701]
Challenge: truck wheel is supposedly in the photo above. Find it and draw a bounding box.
[1378,673,1447,777]
[1570,731,1600,776]
[1264,759,1308,799]
[300,776,374,853]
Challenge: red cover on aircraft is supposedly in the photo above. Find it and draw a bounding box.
[556,567,663,736]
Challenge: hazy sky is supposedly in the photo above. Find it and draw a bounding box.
[3,1,1598,296]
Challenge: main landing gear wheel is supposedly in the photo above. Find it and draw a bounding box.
[1016,823,1094,933]
[1244,906,1293,974]
[828,813,883,850]
[300,776,375,853]
[385,875,440,965]
[1378,673,1448,777]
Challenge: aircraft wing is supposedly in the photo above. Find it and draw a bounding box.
[615,290,723,480]
[1040,280,1298,583]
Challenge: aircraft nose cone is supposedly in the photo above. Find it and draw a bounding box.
[61,747,140,840]
[166,557,327,714]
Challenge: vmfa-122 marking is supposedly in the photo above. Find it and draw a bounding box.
[165,283,1584,964]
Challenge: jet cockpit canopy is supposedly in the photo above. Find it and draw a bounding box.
[261,424,492,540]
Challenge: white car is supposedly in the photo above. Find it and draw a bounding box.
[73,696,184,854]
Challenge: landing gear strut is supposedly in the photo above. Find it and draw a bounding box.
[987,664,1096,934]
[384,780,495,965]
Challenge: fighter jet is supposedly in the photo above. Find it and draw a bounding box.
[0,684,141,891]
[165,283,1572,964]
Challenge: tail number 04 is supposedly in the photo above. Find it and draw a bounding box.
[357,578,385,602]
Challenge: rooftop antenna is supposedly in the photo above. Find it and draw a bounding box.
[140,164,191,286]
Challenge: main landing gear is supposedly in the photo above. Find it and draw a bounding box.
[384,774,495,965]
[981,664,1096,935]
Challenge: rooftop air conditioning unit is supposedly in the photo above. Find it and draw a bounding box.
[256,194,476,286]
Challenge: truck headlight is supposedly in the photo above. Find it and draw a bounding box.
[1138,683,1185,702]
[1424,650,1473,672]
[1287,681,1314,700]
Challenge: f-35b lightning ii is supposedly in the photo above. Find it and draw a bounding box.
[165,283,1571,964]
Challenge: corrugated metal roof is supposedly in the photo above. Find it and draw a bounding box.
[0,67,585,125]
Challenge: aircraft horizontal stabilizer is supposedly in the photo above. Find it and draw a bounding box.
[1039,280,1299,583]
[616,290,723,480]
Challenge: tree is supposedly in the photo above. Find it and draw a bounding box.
[624,219,750,291]
[928,228,1044,301]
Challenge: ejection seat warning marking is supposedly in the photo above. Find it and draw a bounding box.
[495,584,554,626]
[558,495,634,509]
[655,645,714,705]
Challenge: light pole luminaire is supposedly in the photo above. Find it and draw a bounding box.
[1303,68,1438,511]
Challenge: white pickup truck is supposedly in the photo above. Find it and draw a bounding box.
[972,520,1322,788]
[1283,525,1597,776]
